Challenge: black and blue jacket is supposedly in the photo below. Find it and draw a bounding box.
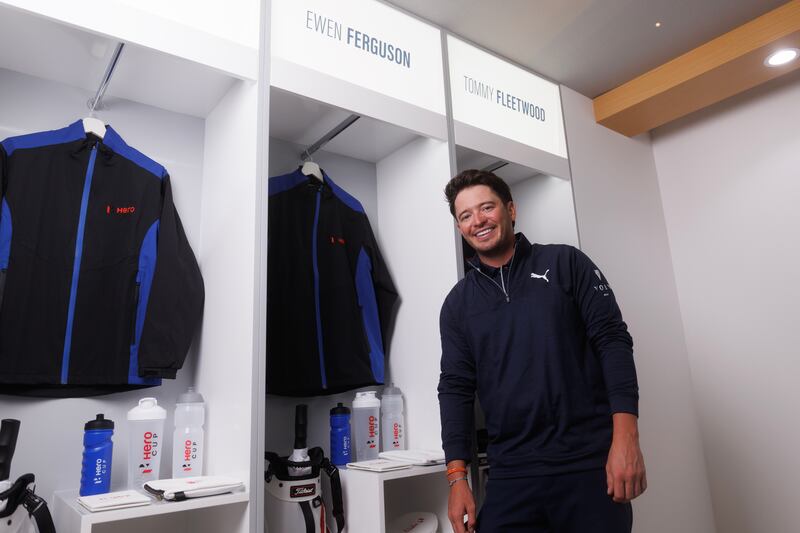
[267,169,397,396]
[438,234,638,477]
[0,121,204,397]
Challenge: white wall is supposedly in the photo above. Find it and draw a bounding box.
[511,174,579,247]
[560,86,717,533]
[376,137,459,451]
[651,69,800,533]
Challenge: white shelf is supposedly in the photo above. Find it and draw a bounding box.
[53,489,249,533]
[340,463,446,482]
[338,464,447,533]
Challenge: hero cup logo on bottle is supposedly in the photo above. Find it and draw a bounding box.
[94,458,107,484]
[368,415,377,448]
[182,439,198,471]
[140,431,159,474]
[392,422,401,448]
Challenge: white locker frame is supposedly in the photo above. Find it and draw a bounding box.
[0,2,267,533]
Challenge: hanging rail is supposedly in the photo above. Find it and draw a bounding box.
[481,160,509,173]
[87,42,125,113]
[301,114,361,160]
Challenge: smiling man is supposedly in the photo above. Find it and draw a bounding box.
[438,170,645,533]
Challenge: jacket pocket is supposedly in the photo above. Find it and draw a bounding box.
[131,281,140,344]
[0,269,6,310]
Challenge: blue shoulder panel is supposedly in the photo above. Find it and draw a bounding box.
[327,174,365,214]
[1,120,85,156]
[269,168,308,196]
[0,199,12,270]
[104,126,166,180]
[128,220,161,386]
[355,247,385,384]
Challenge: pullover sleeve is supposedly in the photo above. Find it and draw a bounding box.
[138,174,205,378]
[570,247,639,415]
[438,291,476,463]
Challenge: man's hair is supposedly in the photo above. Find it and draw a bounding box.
[444,169,513,217]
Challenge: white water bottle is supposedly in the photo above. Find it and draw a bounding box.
[127,398,166,489]
[352,391,380,461]
[172,387,205,478]
[381,384,406,451]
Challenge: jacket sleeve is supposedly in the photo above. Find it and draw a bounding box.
[570,247,639,415]
[138,174,205,378]
[360,216,398,351]
[438,293,476,463]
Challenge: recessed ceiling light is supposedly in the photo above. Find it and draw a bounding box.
[655,22,662,28]
[765,48,799,67]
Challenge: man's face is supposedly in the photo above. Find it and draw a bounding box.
[454,185,516,260]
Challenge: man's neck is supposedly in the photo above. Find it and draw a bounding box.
[477,242,515,268]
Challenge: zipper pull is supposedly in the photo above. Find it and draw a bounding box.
[506,295,510,303]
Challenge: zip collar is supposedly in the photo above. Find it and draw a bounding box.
[466,233,532,303]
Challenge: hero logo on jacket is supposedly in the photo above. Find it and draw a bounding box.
[267,169,398,396]
[0,121,204,397]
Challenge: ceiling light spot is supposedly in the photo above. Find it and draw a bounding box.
[765,48,799,67]
[655,22,662,28]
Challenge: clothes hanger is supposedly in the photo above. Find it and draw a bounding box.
[82,116,106,139]
[300,154,324,182]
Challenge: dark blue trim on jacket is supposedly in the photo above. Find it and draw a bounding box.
[129,220,161,386]
[1,120,85,156]
[327,174,365,214]
[61,146,98,384]
[355,247,384,383]
[268,169,308,196]
[0,199,12,269]
[104,126,166,180]
[312,189,327,389]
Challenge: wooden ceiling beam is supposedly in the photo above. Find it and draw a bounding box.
[593,0,800,137]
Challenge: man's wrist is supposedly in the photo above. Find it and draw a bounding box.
[611,412,639,438]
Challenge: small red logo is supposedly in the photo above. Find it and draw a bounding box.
[106,204,136,215]
[329,235,346,245]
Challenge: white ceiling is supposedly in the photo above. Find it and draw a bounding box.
[0,5,236,117]
[386,0,786,98]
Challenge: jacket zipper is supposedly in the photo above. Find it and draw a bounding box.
[311,186,328,389]
[467,243,517,303]
[61,145,98,384]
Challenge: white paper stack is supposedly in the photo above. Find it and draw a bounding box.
[378,449,446,465]
[345,459,412,472]
[77,490,152,512]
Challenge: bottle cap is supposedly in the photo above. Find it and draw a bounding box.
[383,383,402,396]
[85,413,114,430]
[177,387,205,404]
[127,397,167,421]
[330,402,350,416]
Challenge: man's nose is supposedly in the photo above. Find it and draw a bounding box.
[474,211,487,225]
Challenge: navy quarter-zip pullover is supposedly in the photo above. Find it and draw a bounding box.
[438,234,638,477]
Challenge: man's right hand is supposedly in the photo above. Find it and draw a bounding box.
[448,478,476,533]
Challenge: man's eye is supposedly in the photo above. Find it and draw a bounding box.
[460,214,471,222]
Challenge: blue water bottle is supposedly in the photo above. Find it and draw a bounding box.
[330,403,351,466]
[80,414,114,496]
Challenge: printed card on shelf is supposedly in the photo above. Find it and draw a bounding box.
[345,459,412,472]
[77,490,152,512]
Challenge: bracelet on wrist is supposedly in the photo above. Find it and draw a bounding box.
[446,467,468,476]
[448,476,468,487]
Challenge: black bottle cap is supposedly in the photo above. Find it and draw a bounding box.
[85,414,114,431]
[330,402,350,416]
